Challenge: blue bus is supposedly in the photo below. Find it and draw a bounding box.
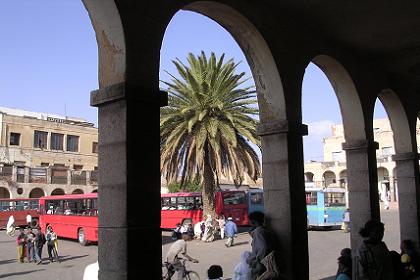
[246,187,346,228]
[305,187,346,228]
[246,188,264,215]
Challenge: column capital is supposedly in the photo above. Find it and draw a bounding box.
[342,140,379,151]
[90,82,168,107]
[256,121,308,136]
[392,152,419,162]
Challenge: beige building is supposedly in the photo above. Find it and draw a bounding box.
[304,118,420,202]
[0,107,99,198]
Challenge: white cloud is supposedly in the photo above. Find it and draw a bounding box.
[307,120,335,138]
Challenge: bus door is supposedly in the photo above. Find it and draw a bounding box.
[323,192,346,226]
[306,191,323,226]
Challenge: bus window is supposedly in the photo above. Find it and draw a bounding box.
[169,197,177,210]
[194,196,203,209]
[250,192,263,205]
[324,192,345,206]
[161,197,171,210]
[306,192,317,205]
[177,197,187,210]
[185,197,195,209]
[223,192,245,205]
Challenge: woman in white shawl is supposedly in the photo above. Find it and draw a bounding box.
[202,214,215,242]
[234,251,251,280]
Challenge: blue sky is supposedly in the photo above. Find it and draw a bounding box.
[0,3,387,161]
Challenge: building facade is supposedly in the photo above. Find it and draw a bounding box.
[304,119,420,202]
[0,107,99,198]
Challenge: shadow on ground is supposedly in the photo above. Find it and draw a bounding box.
[0,259,17,265]
[59,254,89,262]
[319,276,335,280]
[0,269,45,278]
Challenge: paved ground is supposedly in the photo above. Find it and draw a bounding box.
[162,205,401,280]
[0,205,400,279]
[0,234,97,280]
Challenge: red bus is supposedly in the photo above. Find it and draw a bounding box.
[39,193,98,246]
[161,190,248,229]
[0,198,39,228]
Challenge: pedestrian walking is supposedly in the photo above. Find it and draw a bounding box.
[46,226,60,263]
[355,220,394,280]
[341,209,350,233]
[16,228,26,263]
[225,216,238,247]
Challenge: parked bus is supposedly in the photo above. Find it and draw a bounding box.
[246,188,264,215]
[0,198,39,228]
[306,187,346,228]
[161,190,248,229]
[39,193,98,246]
[244,187,346,228]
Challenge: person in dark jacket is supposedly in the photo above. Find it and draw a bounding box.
[33,227,45,264]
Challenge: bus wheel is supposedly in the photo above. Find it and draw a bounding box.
[78,228,88,246]
[30,219,39,229]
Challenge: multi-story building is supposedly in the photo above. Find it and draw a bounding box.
[0,107,99,198]
[304,118,420,202]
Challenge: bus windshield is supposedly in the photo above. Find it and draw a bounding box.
[324,192,345,207]
[0,200,38,211]
[249,192,263,205]
[223,192,246,205]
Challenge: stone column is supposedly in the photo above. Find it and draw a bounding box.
[91,82,166,280]
[342,140,380,249]
[257,120,309,280]
[24,166,30,183]
[392,152,420,245]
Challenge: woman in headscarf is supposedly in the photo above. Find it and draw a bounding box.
[355,220,394,280]
[202,214,215,242]
[233,251,251,280]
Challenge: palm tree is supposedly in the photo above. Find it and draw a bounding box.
[160,51,261,217]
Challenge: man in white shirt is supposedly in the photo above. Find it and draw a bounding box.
[166,232,198,280]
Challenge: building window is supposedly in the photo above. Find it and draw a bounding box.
[9,132,21,146]
[382,146,393,156]
[34,131,48,149]
[92,142,98,154]
[332,152,343,162]
[40,162,49,167]
[67,135,79,152]
[73,164,83,170]
[51,133,64,150]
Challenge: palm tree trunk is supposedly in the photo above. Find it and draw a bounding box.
[202,145,217,219]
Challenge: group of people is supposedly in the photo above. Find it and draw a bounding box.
[15,225,60,264]
[173,214,239,246]
[166,211,279,280]
[335,220,420,280]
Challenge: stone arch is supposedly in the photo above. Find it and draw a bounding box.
[81,0,126,88]
[51,188,65,196]
[311,55,366,141]
[72,189,84,194]
[91,189,98,193]
[182,1,286,123]
[339,169,347,187]
[29,188,45,198]
[304,172,314,183]
[323,170,337,188]
[0,187,11,198]
[377,89,413,154]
